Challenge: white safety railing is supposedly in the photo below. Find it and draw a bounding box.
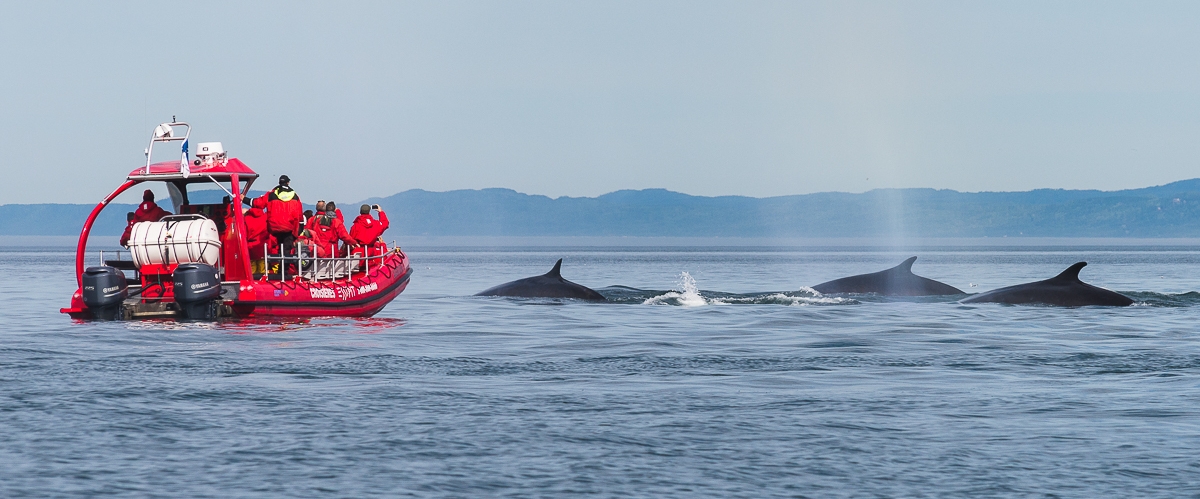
[261,242,397,282]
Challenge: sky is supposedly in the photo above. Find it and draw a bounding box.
[2,1,1200,205]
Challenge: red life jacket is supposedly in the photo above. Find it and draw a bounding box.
[309,215,332,257]
[132,201,171,224]
[123,202,171,247]
[329,216,352,247]
[349,211,389,246]
[257,187,302,235]
[310,214,353,257]
[243,207,270,259]
[307,217,333,257]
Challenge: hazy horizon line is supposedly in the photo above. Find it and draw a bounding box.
[366,177,1200,202]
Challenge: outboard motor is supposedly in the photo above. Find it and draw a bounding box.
[81,266,128,320]
[173,263,222,320]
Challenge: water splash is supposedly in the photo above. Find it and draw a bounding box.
[643,272,708,306]
[795,286,821,296]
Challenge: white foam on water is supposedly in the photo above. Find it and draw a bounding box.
[642,275,856,306]
[643,272,709,306]
[708,293,853,306]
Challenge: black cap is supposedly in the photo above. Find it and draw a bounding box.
[279,175,291,185]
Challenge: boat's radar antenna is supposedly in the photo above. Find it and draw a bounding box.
[153,123,174,139]
[195,142,226,165]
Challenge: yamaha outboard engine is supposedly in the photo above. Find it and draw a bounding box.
[81,266,128,320]
[173,263,222,320]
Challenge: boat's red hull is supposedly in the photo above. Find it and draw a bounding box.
[63,251,412,320]
[233,252,412,318]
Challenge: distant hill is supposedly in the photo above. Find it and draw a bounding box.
[361,179,1200,238]
[7,180,1200,237]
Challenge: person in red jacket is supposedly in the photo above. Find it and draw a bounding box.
[349,204,390,246]
[119,212,136,247]
[133,189,171,223]
[295,227,317,258]
[244,205,270,273]
[310,202,356,258]
[121,190,171,247]
[305,219,332,259]
[248,175,303,256]
[222,197,272,275]
[315,200,343,224]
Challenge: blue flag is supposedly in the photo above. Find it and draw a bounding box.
[180,139,191,176]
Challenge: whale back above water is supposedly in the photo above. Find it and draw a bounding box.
[475,259,607,301]
[811,257,964,296]
[960,262,1133,307]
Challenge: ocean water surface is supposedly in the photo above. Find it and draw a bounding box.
[2,245,1200,497]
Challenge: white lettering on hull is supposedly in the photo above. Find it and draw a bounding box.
[307,281,380,301]
[309,288,336,299]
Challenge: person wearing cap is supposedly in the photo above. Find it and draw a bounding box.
[248,175,303,256]
[349,203,390,246]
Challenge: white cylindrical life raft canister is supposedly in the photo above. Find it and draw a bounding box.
[128,216,222,269]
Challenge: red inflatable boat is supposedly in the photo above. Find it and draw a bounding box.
[61,121,412,320]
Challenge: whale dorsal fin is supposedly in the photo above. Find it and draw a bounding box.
[1052,262,1087,282]
[891,256,917,274]
[545,259,563,279]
